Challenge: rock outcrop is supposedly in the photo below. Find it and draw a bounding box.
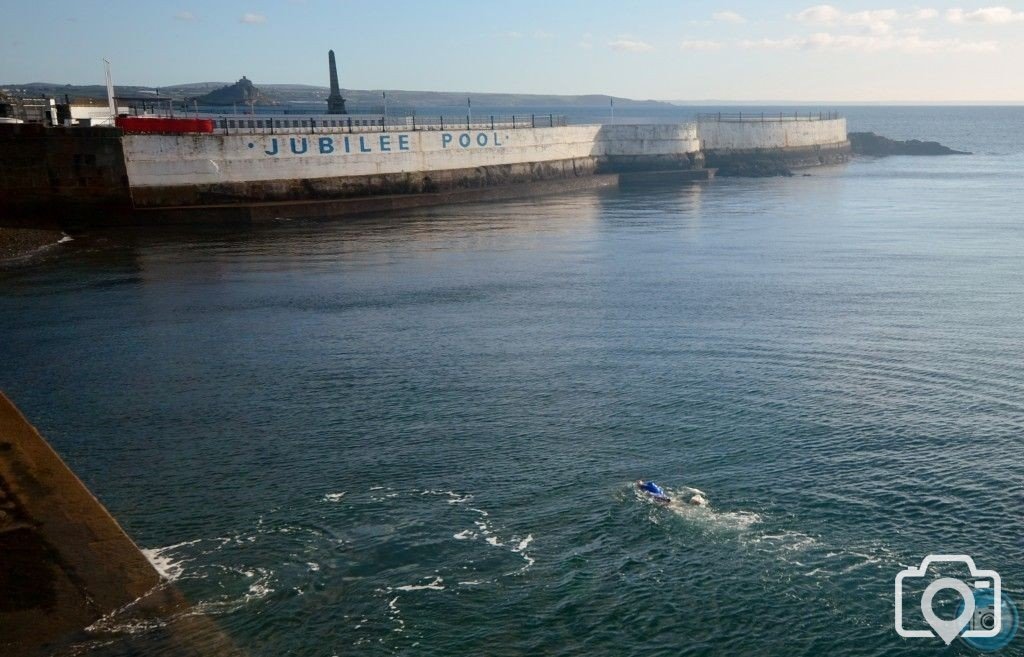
[193,76,274,106]
[849,132,970,156]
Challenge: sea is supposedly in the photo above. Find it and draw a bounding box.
[2,106,1024,657]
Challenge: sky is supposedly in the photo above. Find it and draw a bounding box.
[2,0,1024,102]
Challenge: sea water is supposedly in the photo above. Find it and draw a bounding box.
[2,107,1023,656]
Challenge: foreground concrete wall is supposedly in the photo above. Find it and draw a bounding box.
[0,392,245,657]
[697,118,847,151]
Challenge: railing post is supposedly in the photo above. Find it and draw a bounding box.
[549,114,553,127]
[347,117,352,132]
[440,116,444,130]
[512,115,516,129]
[491,115,494,130]
[531,114,535,128]
[467,115,470,130]
[412,115,416,130]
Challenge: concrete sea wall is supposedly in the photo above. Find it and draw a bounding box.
[122,124,703,207]
[0,118,848,223]
[697,118,848,151]
[697,118,850,174]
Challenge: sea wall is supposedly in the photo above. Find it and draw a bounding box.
[122,124,703,206]
[0,119,850,223]
[697,118,848,151]
[697,118,850,175]
[0,125,132,223]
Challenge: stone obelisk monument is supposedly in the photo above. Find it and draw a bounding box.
[326,50,347,115]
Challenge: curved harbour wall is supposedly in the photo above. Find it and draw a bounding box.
[123,124,704,206]
[0,118,848,222]
[697,117,850,173]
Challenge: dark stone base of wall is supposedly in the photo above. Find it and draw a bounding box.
[705,142,851,177]
[139,174,622,224]
[600,152,705,173]
[0,125,132,226]
[132,156,601,208]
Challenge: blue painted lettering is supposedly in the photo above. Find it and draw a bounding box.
[399,135,410,151]
[264,138,279,156]
[493,132,502,146]
[379,135,391,152]
[359,136,371,153]
[318,137,335,154]
[290,137,308,155]
[459,133,471,148]
[476,132,488,146]
[442,133,453,148]
[343,136,351,153]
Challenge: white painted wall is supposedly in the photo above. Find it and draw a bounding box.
[122,124,702,188]
[122,120,846,189]
[697,118,847,151]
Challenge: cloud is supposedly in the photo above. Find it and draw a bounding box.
[742,31,997,53]
[174,11,196,21]
[240,12,266,24]
[947,6,1024,23]
[608,38,654,52]
[795,5,939,34]
[712,10,745,23]
[796,4,844,23]
[680,39,725,50]
[504,31,524,38]
[533,30,555,39]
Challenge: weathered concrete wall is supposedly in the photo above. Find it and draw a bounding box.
[122,124,703,192]
[0,392,163,655]
[697,118,847,151]
[121,124,703,207]
[0,125,132,224]
[0,392,245,657]
[0,119,851,222]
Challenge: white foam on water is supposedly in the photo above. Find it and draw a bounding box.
[322,492,346,502]
[139,539,204,582]
[141,548,185,582]
[421,489,474,504]
[633,483,761,532]
[387,596,406,633]
[394,575,445,591]
[453,529,475,540]
[307,562,321,572]
[58,235,74,244]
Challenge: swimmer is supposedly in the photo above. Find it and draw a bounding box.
[636,480,671,504]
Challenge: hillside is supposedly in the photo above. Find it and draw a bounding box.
[1,81,673,109]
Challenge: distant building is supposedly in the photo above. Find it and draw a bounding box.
[326,50,347,115]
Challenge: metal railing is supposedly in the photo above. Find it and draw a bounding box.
[211,113,567,135]
[697,111,841,122]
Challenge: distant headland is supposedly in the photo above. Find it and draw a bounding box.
[0,80,674,110]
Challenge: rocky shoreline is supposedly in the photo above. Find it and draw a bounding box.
[0,227,67,262]
[849,132,970,156]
